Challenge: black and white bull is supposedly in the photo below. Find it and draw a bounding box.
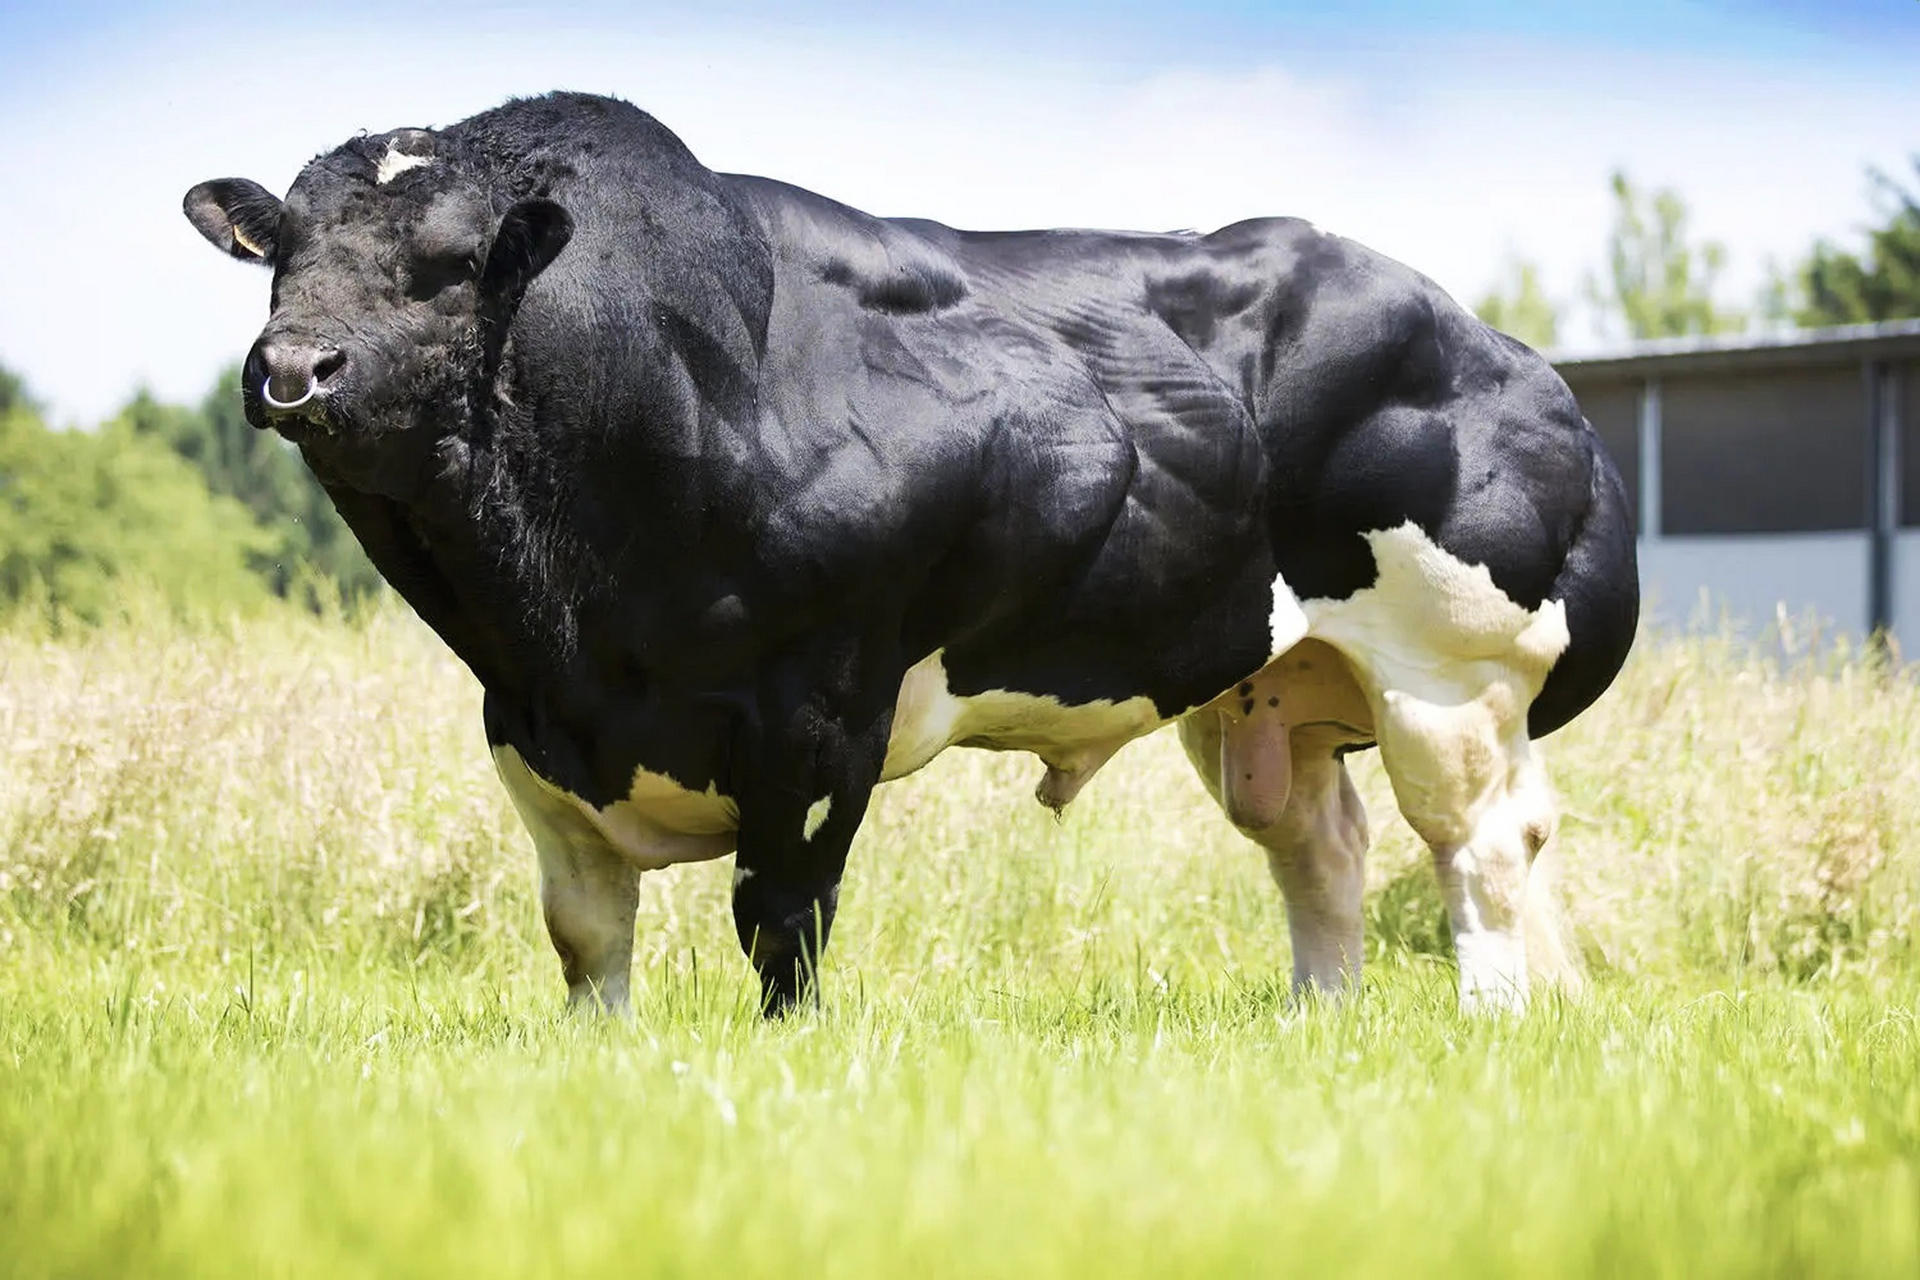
[185,92,1637,1015]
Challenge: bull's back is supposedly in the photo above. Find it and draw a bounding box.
[895,213,1640,734]
[745,192,1636,733]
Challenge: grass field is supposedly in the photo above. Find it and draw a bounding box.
[3,604,1918,1277]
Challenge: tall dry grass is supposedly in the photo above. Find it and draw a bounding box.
[2,598,1916,995]
[8,598,1919,1280]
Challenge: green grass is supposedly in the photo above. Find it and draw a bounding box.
[3,605,1919,1276]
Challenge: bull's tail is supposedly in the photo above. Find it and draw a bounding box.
[1528,433,1639,738]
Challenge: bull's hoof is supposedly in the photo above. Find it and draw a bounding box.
[1454,931,1530,1015]
[755,958,814,1018]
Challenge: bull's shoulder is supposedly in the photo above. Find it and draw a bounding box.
[723,175,971,317]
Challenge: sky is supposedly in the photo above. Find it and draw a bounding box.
[1,0,1917,426]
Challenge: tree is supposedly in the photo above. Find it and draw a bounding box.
[1585,171,1743,340]
[0,401,273,622]
[0,361,37,418]
[1474,258,1561,350]
[120,368,381,602]
[1788,158,1920,327]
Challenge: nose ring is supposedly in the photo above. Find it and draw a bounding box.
[261,377,317,410]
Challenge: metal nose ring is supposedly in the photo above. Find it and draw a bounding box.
[261,376,317,410]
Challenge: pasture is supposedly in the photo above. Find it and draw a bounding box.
[2,603,1918,1277]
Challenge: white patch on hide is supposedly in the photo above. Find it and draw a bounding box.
[1301,521,1569,707]
[375,144,434,185]
[803,795,833,841]
[1291,521,1571,1013]
[492,745,738,872]
[1451,923,1530,1014]
[882,649,1165,786]
[1269,572,1310,658]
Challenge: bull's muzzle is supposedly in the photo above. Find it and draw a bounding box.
[253,341,346,416]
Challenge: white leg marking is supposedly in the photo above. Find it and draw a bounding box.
[1373,679,1559,1014]
[1521,808,1585,998]
[1301,523,1573,1014]
[540,846,640,1014]
[521,809,640,1014]
[492,749,643,1013]
[1179,712,1370,997]
[803,795,833,841]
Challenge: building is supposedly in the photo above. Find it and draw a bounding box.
[1554,319,1920,641]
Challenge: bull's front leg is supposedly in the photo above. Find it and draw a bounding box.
[730,680,894,1017]
[492,744,643,1013]
[540,829,642,1013]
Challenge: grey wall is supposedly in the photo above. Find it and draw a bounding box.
[1902,363,1920,527]
[1659,369,1865,534]
[1896,530,1920,644]
[1577,381,1640,532]
[1639,532,1870,635]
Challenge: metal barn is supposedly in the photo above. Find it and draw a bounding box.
[1554,320,1920,641]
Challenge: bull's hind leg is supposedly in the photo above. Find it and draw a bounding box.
[1261,750,1370,994]
[1310,524,1583,1013]
[1370,688,1563,1011]
[1301,523,1586,1012]
[1181,705,1371,996]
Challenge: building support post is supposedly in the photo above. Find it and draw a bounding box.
[1638,376,1663,541]
[1866,360,1901,645]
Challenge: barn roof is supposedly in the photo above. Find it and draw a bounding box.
[1551,317,1920,379]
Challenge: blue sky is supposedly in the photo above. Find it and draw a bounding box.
[2,0,1917,423]
[8,0,1915,74]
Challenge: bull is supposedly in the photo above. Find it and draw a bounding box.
[184,91,1637,1015]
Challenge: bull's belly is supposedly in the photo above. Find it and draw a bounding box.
[879,650,1165,783]
[489,652,1171,869]
[490,521,1570,871]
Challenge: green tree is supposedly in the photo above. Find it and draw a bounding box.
[0,400,273,623]
[0,361,38,418]
[1788,159,1920,326]
[1586,171,1743,340]
[121,368,380,602]
[1474,258,1561,350]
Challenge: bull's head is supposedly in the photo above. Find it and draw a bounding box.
[184,128,573,494]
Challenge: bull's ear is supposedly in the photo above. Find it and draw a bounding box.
[184,179,284,264]
[480,199,573,315]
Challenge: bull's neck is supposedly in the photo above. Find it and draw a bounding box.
[370,373,746,699]
[332,245,772,700]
